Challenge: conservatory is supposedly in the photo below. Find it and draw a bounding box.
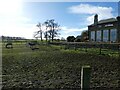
[88,14,120,43]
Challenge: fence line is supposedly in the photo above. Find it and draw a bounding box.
[50,42,120,55]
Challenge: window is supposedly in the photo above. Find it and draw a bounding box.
[105,24,113,27]
[103,30,109,42]
[110,29,117,42]
[96,31,101,42]
[91,31,95,41]
[98,25,102,28]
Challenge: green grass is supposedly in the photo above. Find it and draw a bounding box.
[2,43,120,88]
[60,46,119,58]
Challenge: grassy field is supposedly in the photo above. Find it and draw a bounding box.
[2,43,120,89]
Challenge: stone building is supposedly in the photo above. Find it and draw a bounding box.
[88,14,120,43]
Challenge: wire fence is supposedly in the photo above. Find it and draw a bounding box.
[49,42,120,56]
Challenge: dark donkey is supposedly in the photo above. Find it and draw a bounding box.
[5,42,13,49]
[27,41,39,50]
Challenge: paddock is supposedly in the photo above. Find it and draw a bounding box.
[2,42,120,89]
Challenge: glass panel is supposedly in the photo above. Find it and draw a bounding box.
[103,30,108,42]
[96,31,101,42]
[110,29,117,42]
[91,31,95,41]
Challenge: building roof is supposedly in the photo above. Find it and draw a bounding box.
[88,17,117,26]
[98,18,117,24]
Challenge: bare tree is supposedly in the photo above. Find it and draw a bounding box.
[43,20,49,42]
[35,20,60,42]
[36,22,43,41]
[46,19,60,42]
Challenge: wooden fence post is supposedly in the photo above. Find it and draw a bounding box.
[81,66,91,90]
[99,44,102,55]
[74,44,77,51]
[118,45,120,60]
[85,44,87,52]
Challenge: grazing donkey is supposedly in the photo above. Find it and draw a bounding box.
[27,41,39,50]
[5,43,13,49]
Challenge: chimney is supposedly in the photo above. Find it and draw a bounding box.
[94,14,98,25]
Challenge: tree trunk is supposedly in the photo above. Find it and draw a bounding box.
[52,31,54,42]
[46,32,48,42]
[40,32,43,41]
[52,26,54,42]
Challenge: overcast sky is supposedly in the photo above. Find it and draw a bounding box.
[0,0,119,39]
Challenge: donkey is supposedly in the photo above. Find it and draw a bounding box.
[5,43,13,49]
[28,42,36,48]
[27,42,39,50]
